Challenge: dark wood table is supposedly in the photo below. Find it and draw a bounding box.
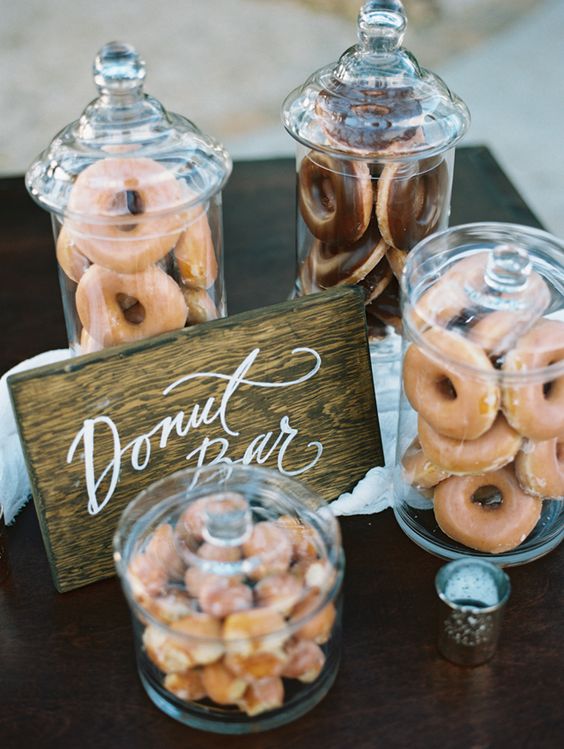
[1,148,562,749]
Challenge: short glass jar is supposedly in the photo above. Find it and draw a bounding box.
[113,465,344,734]
[394,223,564,564]
[26,42,231,355]
[282,0,469,357]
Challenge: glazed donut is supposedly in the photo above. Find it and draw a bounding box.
[174,206,218,289]
[403,327,499,440]
[303,221,388,290]
[298,152,373,242]
[314,84,423,156]
[67,157,187,273]
[418,413,522,475]
[401,439,450,490]
[56,225,90,282]
[502,319,564,441]
[79,328,104,354]
[376,157,449,251]
[76,264,188,347]
[515,438,564,499]
[433,466,543,553]
[184,288,219,324]
[386,246,408,281]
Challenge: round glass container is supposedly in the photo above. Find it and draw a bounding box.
[26,41,232,355]
[282,0,469,358]
[395,222,564,565]
[113,464,344,734]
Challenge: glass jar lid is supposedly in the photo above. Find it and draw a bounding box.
[282,0,470,160]
[26,41,232,220]
[115,465,342,625]
[402,222,564,381]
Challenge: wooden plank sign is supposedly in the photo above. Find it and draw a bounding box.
[9,287,383,592]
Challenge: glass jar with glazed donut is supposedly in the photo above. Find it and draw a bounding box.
[26,42,232,354]
[282,0,469,358]
[113,464,344,734]
[395,222,564,565]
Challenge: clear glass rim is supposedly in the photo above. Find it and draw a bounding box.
[435,558,511,614]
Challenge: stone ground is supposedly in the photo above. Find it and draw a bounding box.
[1,0,562,234]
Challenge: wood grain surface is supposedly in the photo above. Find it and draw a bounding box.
[9,287,381,591]
[0,148,562,749]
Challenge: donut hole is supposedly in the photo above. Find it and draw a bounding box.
[435,376,457,401]
[116,293,145,324]
[471,485,503,509]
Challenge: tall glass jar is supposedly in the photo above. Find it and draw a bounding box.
[282,0,469,359]
[114,464,344,734]
[395,223,564,565]
[26,42,232,355]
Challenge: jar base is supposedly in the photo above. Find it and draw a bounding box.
[393,499,564,566]
[138,653,341,734]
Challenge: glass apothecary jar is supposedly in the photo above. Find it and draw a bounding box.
[26,42,232,355]
[282,0,469,358]
[113,465,344,734]
[395,223,564,565]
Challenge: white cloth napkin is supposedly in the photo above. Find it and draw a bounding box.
[331,352,401,516]
[0,349,72,523]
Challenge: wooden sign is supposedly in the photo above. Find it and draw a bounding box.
[9,287,383,592]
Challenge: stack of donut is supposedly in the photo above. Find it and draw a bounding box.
[57,157,219,353]
[297,148,450,339]
[401,257,564,554]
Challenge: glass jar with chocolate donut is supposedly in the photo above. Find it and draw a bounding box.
[282,0,469,358]
[395,222,564,565]
[113,464,344,734]
[26,42,231,355]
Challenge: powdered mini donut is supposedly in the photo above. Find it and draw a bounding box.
[174,205,218,289]
[76,264,188,347]
[401,439,450,490]
[502,319,564,441]
[56,224,90,282]
[418,413,522,475]
[433,466,543,553]
[298,152,373,243]
[515,438,564,499]
[67,157,187,273]
[403,327,499,440]
[304,221,388,290]
[376,158,449,251]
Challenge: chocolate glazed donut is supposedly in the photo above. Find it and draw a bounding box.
[376,157,449,251]
[298,151,373,243]
[300,218,388,291]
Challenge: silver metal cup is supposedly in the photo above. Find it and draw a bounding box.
[435,559,511,666]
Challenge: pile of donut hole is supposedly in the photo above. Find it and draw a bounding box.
[127,495,337,717]
[400,254,564,554]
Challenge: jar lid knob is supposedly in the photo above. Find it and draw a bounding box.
[357,0,407,52]
[202,493,253,548]
[485,244,532,293]
[93,41,146,95]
